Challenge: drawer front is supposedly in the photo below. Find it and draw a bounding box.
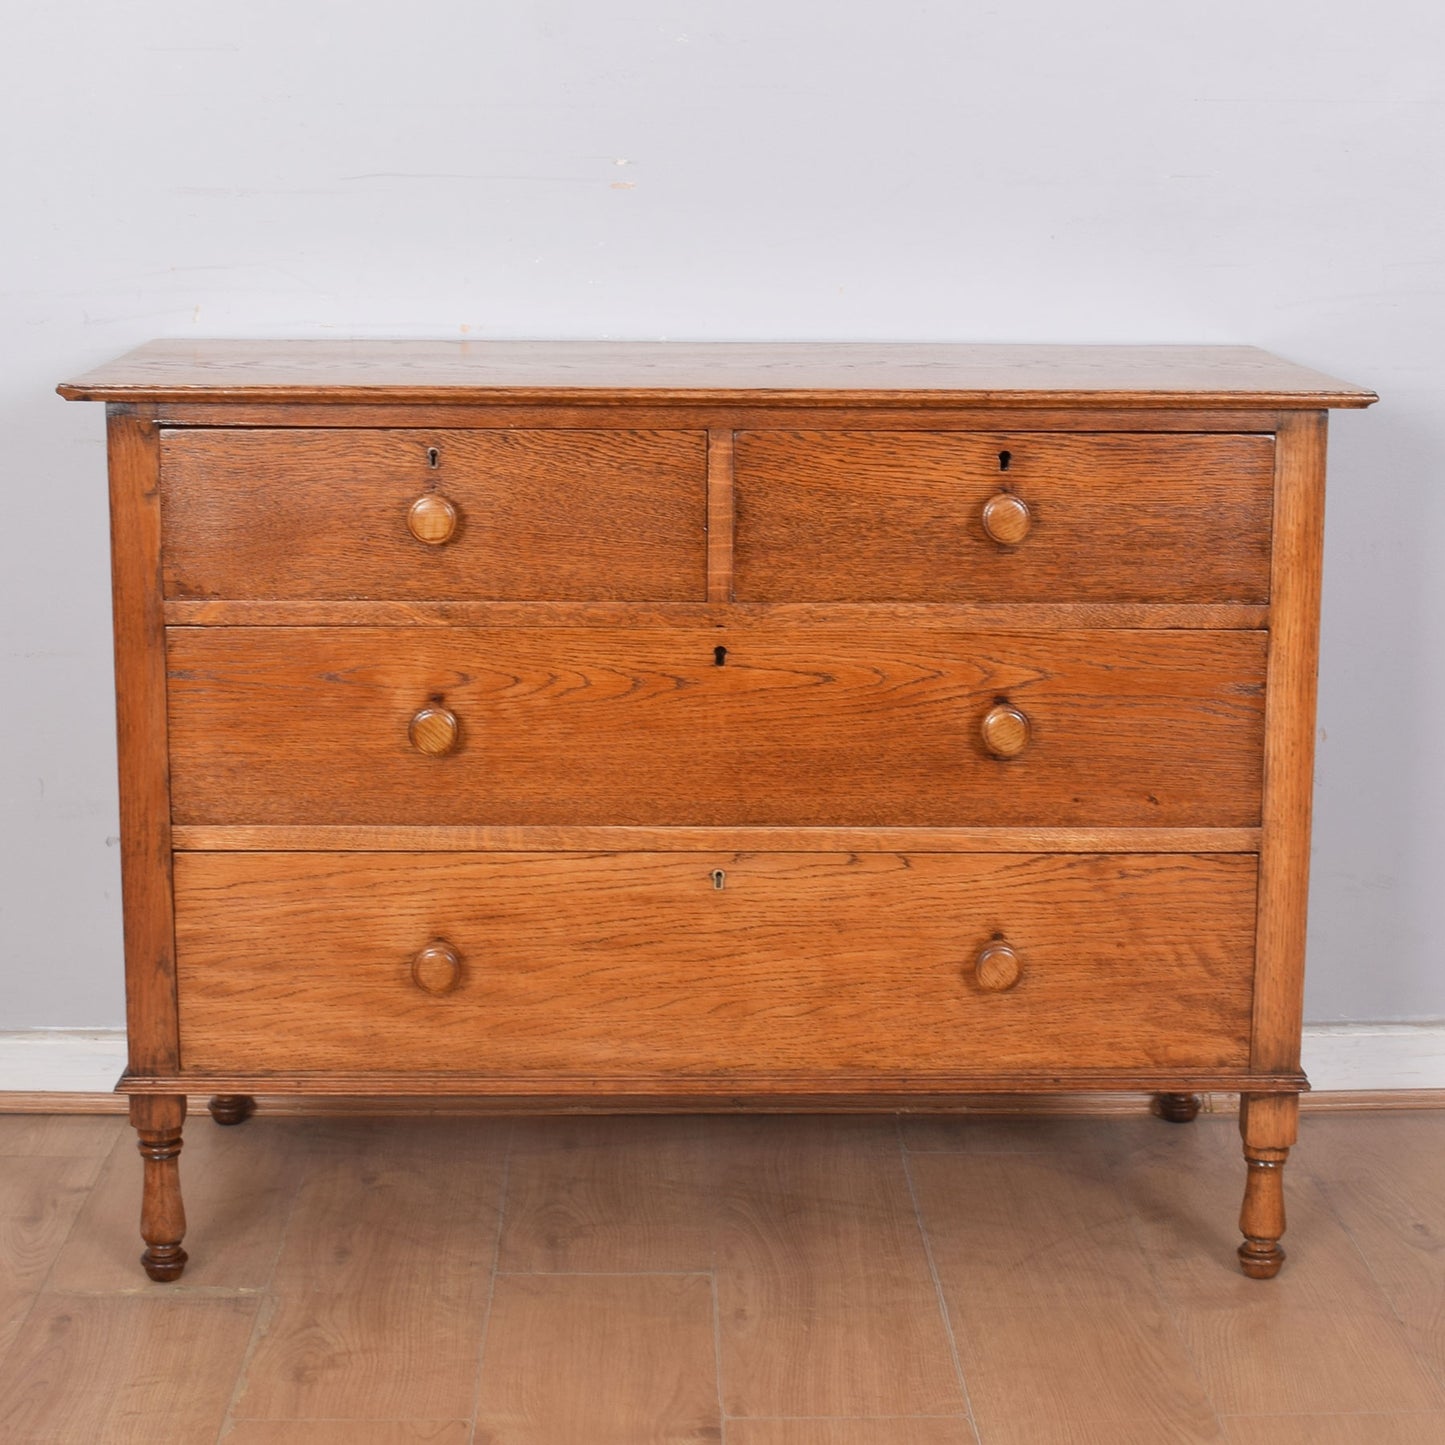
[159,428,708,601]
[174,851,1257,1077]
[733,432,1274,602]
[167,626,1266,828]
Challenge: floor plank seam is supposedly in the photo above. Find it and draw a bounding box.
[213,1117,324,1442]
[895,1118,983,1444]
[463,1116,514,1445]
[491,1268,715,1277]
[711,1268,728,1445]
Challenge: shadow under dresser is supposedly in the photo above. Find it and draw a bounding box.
[57,340,1376,1280]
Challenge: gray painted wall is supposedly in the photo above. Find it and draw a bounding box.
[2,2,1438,1026]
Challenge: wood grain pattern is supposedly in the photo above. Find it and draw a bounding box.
[1132,1138,1445,1416]
[169,824,1263,853]
[498,1116,717,1272]
[160,427,707,602]
[224,1425,471,1445]
[1223,1418,1445,1445]
[48,1113,307,1291]
[0,1154,105,1365]
[1307,1114,1445,1390]
[166,626,1267,828]
[162,598,1272,629]
[1251,413,1327,1073]
[130,1094,187,1281]
[713,1117,965,1417]
[150,401,1293,433]
[472,1273,720,1444]
[707,427,735,602]
[909,1148,1219,1438]
[172,851,1257,1077]
[734,432,1273,603]
[232,1119,507,1420]
[0,1294,258,1443]
[57,339,1378,407]
[726,1424,977,1445]
[105,406,179,1078]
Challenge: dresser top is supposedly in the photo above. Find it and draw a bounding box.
[57,339,1375,409]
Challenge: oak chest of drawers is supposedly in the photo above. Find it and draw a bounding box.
[59,340,1375,1281]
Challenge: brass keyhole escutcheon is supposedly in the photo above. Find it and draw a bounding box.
[711,869,726,890]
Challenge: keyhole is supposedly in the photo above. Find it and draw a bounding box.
[998,450,1012,471]
[714,645,728,666]
[711,869,726,890]
[427,447,441,469]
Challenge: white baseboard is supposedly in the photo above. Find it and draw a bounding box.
[1,1024,1443,1098]
[0,1023,1439,1098]
[1300,1024,1445,1091]
[0,1031,128,1093]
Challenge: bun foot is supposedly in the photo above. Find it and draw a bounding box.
[1155,1092,1202,1123]
[141,1242,189,1282]
[208,1094,255,1126]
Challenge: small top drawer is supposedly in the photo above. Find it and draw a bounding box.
[733,431,1274,603]
[159,428,708,601]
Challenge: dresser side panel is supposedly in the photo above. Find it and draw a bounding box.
[1252,410,1328,1073]
[105,404,179,1076]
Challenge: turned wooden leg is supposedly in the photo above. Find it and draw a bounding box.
[1154,1092,1202,1123]
[130,1095,188,1282]
[208,1094,255,1126]
[1237,1092,1299,1279]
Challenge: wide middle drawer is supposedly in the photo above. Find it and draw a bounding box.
[167,626,1266,827]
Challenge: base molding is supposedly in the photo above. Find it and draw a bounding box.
[2,1087,1444,1116]
[3,1025,1444,1113]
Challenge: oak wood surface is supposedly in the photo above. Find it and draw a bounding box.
[171,851,1256,1077]
[735,431,1274,603]
[105,406,180,1079]
[229,1119,508,1421]
[57,339,1377,407]
[473,1273,721,1442]
[169,823,1263,852]
[161,598,1272,629]
[130,1094,187,1280]
[223,1425,471,1444]
[1128,1123,1445,1417]
[713,1117,966,1418]
[166,626,1267,828]
[1251,413,1327,1074]
[160,427,707,602]
[0,1293,260,1444]
[8,1111,1445,1443]
[909,1145,1219,1437]
[706,426,735,602]
[150,401,1294,432]
[727,1425,977,1445]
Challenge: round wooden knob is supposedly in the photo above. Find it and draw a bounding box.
[409,705,460,756]
[975,940,1023,992]
[981,492,1031,546]
[407,494,458,545]
[411,940,462,996]
[981,702,1030,758]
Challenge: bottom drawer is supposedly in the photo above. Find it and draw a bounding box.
[173,851,1257,1079]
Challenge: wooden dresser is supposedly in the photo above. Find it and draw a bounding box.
[59,341,1374,1282]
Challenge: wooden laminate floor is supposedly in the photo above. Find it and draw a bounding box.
[1,1108,1443,1443]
